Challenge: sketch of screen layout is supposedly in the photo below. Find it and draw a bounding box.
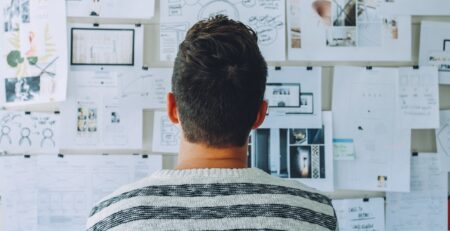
[69,24,144,70]
[266,83,313,115]
[251,128,326,180]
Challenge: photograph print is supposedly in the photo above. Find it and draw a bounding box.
[5,76,40,103]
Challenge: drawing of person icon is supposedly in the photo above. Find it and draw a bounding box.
[41,128,55,148]
[0,126,12,145]
[19,127,32,146]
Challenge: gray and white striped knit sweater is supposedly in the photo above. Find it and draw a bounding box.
[86,168,337,231]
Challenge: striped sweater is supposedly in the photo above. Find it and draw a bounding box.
[86,168,337,231]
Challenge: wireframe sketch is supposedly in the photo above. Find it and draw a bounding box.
[71,28,134,65]
[160,0,286,61]
[1,0,68,105]
[0,111,60,153]
[160,116,180,147]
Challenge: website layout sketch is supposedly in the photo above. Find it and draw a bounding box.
[71,28,135,66]
[261,67,322,128]
[419,21,450,84]
[152,111,181,154]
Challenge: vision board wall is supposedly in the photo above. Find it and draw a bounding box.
[64,1,450,198]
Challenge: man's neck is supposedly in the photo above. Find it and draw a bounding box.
[175,138,248,170]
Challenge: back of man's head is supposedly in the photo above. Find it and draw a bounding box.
[172,15,267,148]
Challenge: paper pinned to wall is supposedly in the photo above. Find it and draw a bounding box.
[0,0,68,106]
[60,71,143,150]
[152,111,181,154]
[0,111,60,154]
[160,0,286,61]
[261,67,322,129]
[119,68,172,109]
[333,66,411,192]
[397,66,440,129]
[68,23,144,70]
[66,0,155,19]
[0,154,162,231]
[332,198,385,231]
[0,156,37,231]
[287,0,412,61]
[436,110,450,171]
[380,0,450,16]
[386,153,448,231]
[252,112,334,192]
[419,21,450,85]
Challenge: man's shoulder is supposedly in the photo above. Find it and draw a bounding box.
[86,170,337,231]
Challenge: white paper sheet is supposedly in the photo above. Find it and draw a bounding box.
[333,66,411,192]
[0,0,68,106]
[332,198,385,231]
[160,0,286,61]
[261,67,322,129]
[0,154,162,231]
[436,110,450,171]
[386,153,448,231]
[0,156,37,231]
[152,111,181,154]
[66,0,155,19]
[68,23,144,70]
[253,112,334,192]
[381,0,450,16]
[287,0,411,61]
[60,71,143,149]
[397,66,440,129]
[0,111,60,154]
[119,68,172,109]
[419,21,450,85]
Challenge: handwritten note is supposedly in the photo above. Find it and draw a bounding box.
[437,110,450,171]
[332,198,385,231]
[397,66,439,129]
[386,153,447,231]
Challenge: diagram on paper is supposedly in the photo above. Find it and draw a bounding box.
[0,111,60,153]
[160,0,286,61]
[152,111,181,153]
[119,68,172,109]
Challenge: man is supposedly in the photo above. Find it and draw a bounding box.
[86,15,337,231]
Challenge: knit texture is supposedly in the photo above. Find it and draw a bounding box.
[86,168,337,231]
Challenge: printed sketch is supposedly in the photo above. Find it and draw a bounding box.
[71,28,135,65]
[77,103,98,133]
[1,0,68,105]
[160,116,180,147]
[0,111,60,153]
[160,0,286,61]
[288,0,411,61]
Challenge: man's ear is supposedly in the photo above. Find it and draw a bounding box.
[252,100,268,129]
[167,92,179,124]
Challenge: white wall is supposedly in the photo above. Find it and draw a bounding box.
[65,1,450,199]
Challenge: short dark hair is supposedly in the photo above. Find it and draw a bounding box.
[172,15,267,148]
